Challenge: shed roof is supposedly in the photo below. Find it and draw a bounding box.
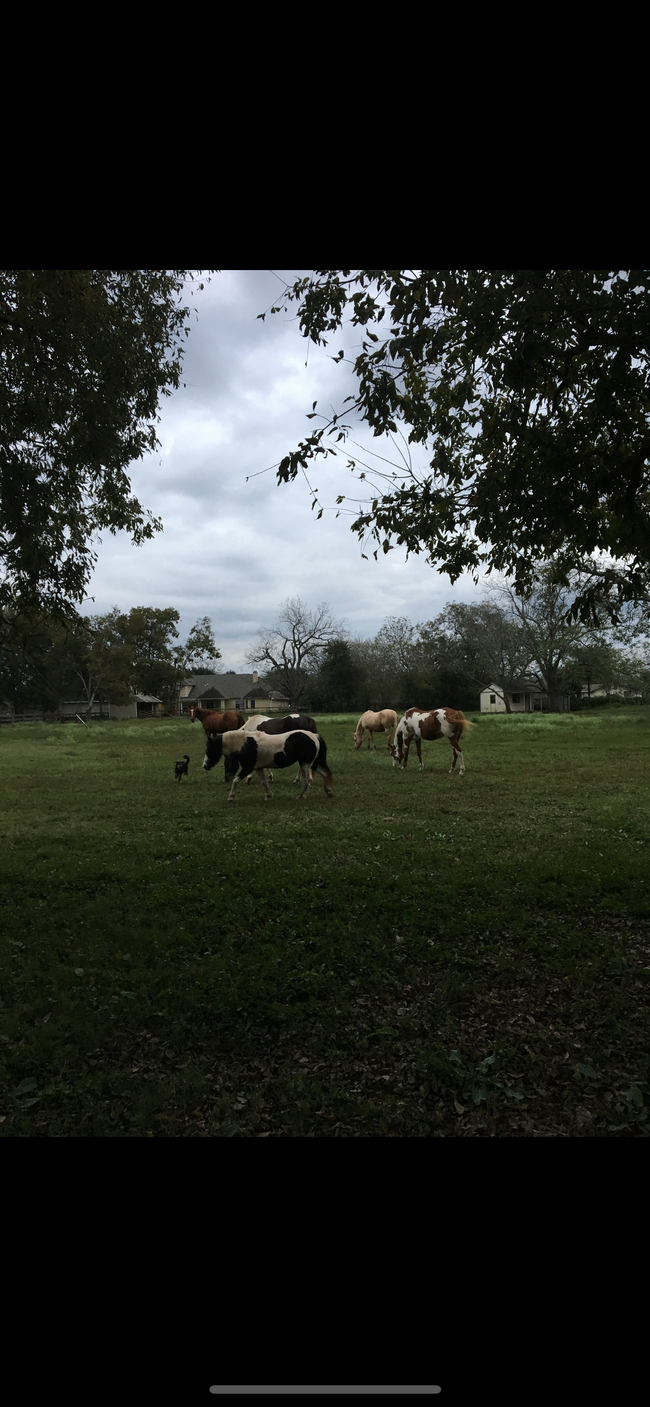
[480,679,548,694]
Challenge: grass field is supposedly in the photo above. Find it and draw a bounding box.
[1,709,649,1137]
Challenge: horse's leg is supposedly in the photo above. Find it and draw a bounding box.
[297,763,312,799]
[313,763,334,798]
[416,739,423,773]
[402,736,410,770]
[257,767,273,800]
[227,773,243,801]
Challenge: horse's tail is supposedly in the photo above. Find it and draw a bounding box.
[456,712,476,733]
[315,736,334,794]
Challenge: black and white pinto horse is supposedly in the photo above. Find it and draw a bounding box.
[240,713,318,785]
[203,727,334,802]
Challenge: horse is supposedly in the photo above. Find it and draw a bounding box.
[257,716,318,784]
[203,728,334,803]
[354,709,398,752]
[189,705,245,738]
[242,714,272,732]
[242,713,319,786]
[257,714,317,736]
[392,708,475,774]
[239,709,319,787]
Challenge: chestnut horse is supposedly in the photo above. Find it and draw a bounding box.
[189,705,245,738]
[392,707,474,774]
[354,709,398,751]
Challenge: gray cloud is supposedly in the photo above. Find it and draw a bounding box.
[83,271,486,667]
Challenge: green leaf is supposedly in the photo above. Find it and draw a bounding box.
[15,1077,38,1094]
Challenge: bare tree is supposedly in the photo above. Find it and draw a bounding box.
[485,568,587,707]
[245,598,345,708]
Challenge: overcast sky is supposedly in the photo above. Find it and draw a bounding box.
[83,271,487,670]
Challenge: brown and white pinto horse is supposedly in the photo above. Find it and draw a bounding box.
[189,705,245,738]
[354,709,398,752]
[392,708,474,774]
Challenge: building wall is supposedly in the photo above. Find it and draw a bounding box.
[508,693,529,713]
[180,695,291,715]
[480,688,551,713]
[108,701,138,719]
[480,689,507,713]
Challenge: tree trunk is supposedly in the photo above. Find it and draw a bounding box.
[496,681,511,713]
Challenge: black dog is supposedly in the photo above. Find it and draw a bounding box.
[174,755,190,783]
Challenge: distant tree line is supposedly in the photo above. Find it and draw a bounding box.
[4,568,650,718]
[0,607,220,715]
[253,576,650,713]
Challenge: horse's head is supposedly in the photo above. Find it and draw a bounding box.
[391,728,404,769]
[203,734,223,771]
[189,706,198,722]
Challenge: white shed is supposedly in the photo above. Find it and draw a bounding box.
[479,680,570,713]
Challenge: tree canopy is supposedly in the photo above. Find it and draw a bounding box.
[0,605,220,714]
[0,269,210,614]
[271,270,650,620]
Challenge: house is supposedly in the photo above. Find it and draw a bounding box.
[178,671,291,716]
[581,683,643,701]
[479,680,571,713]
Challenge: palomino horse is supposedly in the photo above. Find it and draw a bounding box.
[353,709,398,752]
[189,705,245,738]
[392,708,474,774]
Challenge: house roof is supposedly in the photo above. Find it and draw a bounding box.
[182,674,290,702]
[481,679,548,694]
[134,693,162,704]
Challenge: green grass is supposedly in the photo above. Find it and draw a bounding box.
[1,710,649,1137]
